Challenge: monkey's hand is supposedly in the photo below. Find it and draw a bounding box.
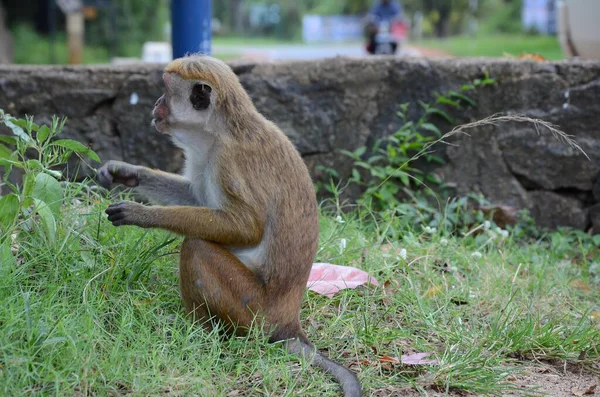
[105,201,151,228]
[97,161,141,189]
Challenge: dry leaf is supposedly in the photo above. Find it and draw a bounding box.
[380,244,404,257]
[518,53,547,62]
[571,384,597,396]
[401,352,438,365]
[381,279,400,306]
[478,205,519,228]
[569,280,592,292]
[307,263,378,298]
[424,285,443,298]
[360,353,438,366]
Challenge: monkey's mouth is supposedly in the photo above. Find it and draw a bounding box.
[151,115,169,134]
[151,117,165,130]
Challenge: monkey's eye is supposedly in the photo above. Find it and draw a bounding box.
[190,83,212,110]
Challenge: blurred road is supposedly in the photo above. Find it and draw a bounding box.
[213,42,425,61]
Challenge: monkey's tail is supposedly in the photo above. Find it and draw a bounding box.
[286,338,362,397]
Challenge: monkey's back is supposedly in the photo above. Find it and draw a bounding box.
[220,116,319,322]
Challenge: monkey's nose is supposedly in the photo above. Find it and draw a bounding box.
[153,94,164,109]
[152,95,169,120]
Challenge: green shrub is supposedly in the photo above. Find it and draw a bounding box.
[0,110,100,253]
[340,74,495,211]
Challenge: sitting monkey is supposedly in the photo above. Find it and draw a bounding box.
[97,55,362,397]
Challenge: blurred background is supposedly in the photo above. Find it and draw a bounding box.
[0,0,597,65]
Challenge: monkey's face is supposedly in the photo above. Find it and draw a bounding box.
[152,72,215,135]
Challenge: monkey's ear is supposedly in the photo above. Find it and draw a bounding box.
[190,83,212,110]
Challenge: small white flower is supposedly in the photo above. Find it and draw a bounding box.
[499,229,509,239]
[483,221,491,230]
[398,248,407,261]
[471,252,482,259]
[424,226,436,234]
[335,215,345,224]
[440,238,448,246]
[339,238,347,252]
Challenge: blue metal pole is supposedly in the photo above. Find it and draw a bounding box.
[171,0,212,59]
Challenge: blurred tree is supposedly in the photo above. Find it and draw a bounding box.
[3,0,55,33]
[423,0,469,37]
[0,1,13,63]
[230,0,244,33]
[85,0,169,57]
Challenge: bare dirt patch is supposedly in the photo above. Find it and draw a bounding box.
[505,363,599,397]
[369,363,599,396]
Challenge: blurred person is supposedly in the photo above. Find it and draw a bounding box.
[369,0,403,23]
[364,0,405,54]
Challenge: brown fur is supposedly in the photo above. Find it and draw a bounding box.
[99,55,361,397]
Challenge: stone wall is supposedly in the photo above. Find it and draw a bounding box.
[1,57,599,232]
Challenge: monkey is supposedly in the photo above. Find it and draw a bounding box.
[96,55,362,397]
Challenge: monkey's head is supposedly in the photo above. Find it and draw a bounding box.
[152,55,254,139]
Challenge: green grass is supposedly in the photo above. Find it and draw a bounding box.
[213,35,299,47]
[1,179,599,396]
[0,111,599,396]
[11,24,112,65]
[417,34,565,60]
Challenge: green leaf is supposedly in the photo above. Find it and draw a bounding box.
[399,172,410,186]
[0,240,16,268]
[449,91,477,107]
[0,143,13,159]
[25,159,44,171]
[32,173,64,216]
[426,108,455,124]
[3,118,33,143]
[12,119,29,129]
[0,136,17,145]
[33,198,56,244]
[436,96,460,108]
[45,168,63,179]
[22,173,36,207]
[0,158,21,167]
[0,193,20,231]
[351,169,361,182]
[37,125,51,144]
[367,155,384,164]
[592,235,600,247]
[51,139,100,162]
[354,161,371,170]
[420,123,442,137]
[354,146,366,157]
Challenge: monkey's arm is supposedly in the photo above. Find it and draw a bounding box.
[136,170,198,206]
[97,160,198,206]
[105,201,264,246]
